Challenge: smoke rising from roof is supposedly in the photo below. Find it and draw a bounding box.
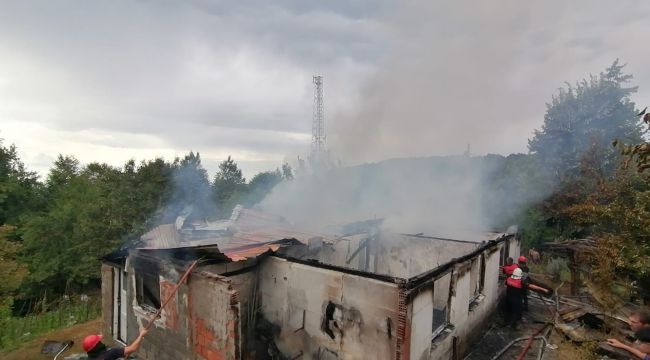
[260,157,489,238]
[328,1,650,164]
[258,1,650,236]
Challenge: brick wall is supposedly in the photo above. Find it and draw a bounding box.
[123,259,194,360]
[123,268,242,360]
[189,273,241,360]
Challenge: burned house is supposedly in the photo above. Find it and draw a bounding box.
[101,207,521,359]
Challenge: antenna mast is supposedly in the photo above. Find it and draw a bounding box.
[311,75,326,162]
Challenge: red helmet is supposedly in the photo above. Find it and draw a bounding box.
[83,334,103,352]
[518,255,527,263]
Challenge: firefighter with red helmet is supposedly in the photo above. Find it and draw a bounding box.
[517,255,531,311]
[505,268,549,328]
[83,328,148,359]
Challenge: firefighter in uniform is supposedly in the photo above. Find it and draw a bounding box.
[501,257,518,277]
[517,255,531,311]
[505,268,549,328]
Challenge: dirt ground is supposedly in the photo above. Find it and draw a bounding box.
[1,318,102,360]
[463,291,613,360]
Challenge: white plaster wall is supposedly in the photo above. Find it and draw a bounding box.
[289,233,483,279]
[376,234,479,278]
[426,243,512,359]
[317,235,367,270]
[409,289,434,360]
[459,249,501,348]
[258,257,399,360]
[449,267,471,329]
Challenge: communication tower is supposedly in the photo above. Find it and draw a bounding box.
[311,75,326,162]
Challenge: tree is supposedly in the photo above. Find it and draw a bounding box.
[19,155,175,297]
[480,153,555,246]
[245,170,283,206]
[615,111,650,174]
[529,60,643,181]
[281,163,294,180]
[561,165,650,300]
[132,158,175,230]
[0,140,42,225]
[164,151,215,222]
[46,155,80,194]
[212,156,246,217]
[0,225,28,317]
[20,156,90,296]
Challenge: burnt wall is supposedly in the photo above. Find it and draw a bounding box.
[116,257,246,360]
[405,237,520,360]
[258,256,399,359]
[375,234,479,278]
[283,233,481,279]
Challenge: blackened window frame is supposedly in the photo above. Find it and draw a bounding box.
[135,272,161,311]
[431,271,452,340]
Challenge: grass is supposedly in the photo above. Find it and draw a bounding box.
[1,317,102,360]
[0,299,101,352]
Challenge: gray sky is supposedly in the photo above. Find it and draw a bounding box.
[1,1,650,178]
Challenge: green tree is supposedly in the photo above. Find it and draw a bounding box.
[21,156,85,295]
[46,155,81,194]
[0,225,28,319]
[131,158,175,230]
[0,140,42,225]
[212,156,246,217]
[482,153,552,230]
[615,111,650,174]
[164,151,215,222]
[19,155,175,297]
[245,169,283,206]
[529,60,643,181]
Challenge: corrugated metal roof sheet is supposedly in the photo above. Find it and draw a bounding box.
[135,206,332,262]
[230,228,329,246]
[231,207,290,231]
[141,224,180,248]
[222,243,281,262]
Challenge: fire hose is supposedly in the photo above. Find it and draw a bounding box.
[489,335,549,360]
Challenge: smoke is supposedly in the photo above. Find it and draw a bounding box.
[160,153,216,224]
[258,2,609,236]
[259,153,554,239]
[261,157,479,238]
[167,2,645,238]
[328,1,650,164]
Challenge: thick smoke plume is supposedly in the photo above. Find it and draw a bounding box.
[258,2,615,237]
[329,1,650,164]
[260,157,486,238]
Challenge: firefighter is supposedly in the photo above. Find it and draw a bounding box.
[501,257,518,277]
[83,328,148,359]
[517,255,530,311]
[505,268,549,328]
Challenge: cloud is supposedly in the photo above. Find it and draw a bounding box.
[329,0,650,164]
[0,1,385,176]
[1,0,650,178]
